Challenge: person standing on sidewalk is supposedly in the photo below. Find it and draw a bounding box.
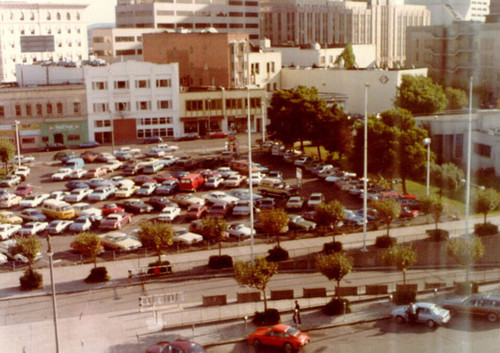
[293,300,301,325]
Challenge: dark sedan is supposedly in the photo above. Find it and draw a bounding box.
[146,196,174,211]
[46,143,67,151]
[117,199,154,214]
[78,141,100,149]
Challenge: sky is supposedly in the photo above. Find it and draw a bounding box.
[19,0,116,25]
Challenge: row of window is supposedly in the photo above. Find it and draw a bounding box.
[137,117,173,125]
[11,27,82,35]
[157,23,258,29]
[250,62,276,75]
[185,97,262,112]
[92,79,172,90]
[92,100,172,113]
[138,128,174,139]
[7,11,81,21]
[0,102,81,118]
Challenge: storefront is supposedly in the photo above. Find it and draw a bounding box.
[40,121,88,148]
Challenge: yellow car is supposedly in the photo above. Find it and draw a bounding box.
[0,211,23,224]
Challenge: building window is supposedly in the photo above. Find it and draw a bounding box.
[25,104,32,116]
[157,100,171,109]
[474,143,491,158]
[114,80,129,89]
[137,101,151,111]
[156,79,171,87]
[36,104,42,116]
[21,137,35,144]
[46,103,53,114]
[94,120,103,128]
[186,100,203,111]
[66,12,71,20]
[56,102,63,114]
[115,102,129,111]
[0,106,4,117]
[42,136,49,143]
[115,36,135,42]
[15,104,22,116]
[68,135,80,141]
[135,80,150,88]
[454,134,463,159]
[73,102,80,113]
[56,12,61,20]
[92,81,107,90]
[47,12,51,20]
[92,103,108,113]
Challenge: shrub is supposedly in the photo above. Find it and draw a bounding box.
[322,298,351,316]
[455,281,479,295]
[266,246,289,262]
[208,255,233,269]
[426,229,450,242]
[375,235,396,249]
[253,308,281,326]
[323,241,343,254]
[84,266,110,283]
[20,269,43,290]
[392,289,416,305]
[474,222,498,237]
[147,260,173,275]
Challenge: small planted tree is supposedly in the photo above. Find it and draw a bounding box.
[10,235,42,290]
[430,162,464,198]
[474,188,500,236]
[420,196,448,241]
[72,232,109,283]
[234,257,279,324]
[315,253,353,315]
[382,245,417,285]
[372,198,400,247]
[447,237,485,292]
[137,221,173,263]
[258,209,290,262]
[201,217,232,269]
[315,200,344,253]
[0,138,16,173]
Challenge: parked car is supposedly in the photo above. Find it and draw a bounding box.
[176,133,201,141]
[392,302,451,328]
[155,179,179,195]
[46,143,66,151]
[65,188,92,203]
[14,166,31,180]
[145,148,165,158]
[106,160,123,172]
[146,197,175,211]
[0,175,21,187]
[80,150,99,163]
[65,181,89,190]
[247,324,310,353]
[442,294,500,322]
[85,167,107,179]
[145,339,206,353]
[215,167,238,179]
[0,194,22,208]
[185,203,208,220]
[69,216,94,233]
[99,212,133,230]
[47,220,74,235]
[47,190,69,201]
[232,200,258,217]
[160,155,178,167]
[285,196,304,210]
[223,174,246,188]
[20,208,47,222]
[96,153,116,163]
[172,193,205,208]
[99,231,142,251]
[172,226,203,245]
[143,136,163,144]
[307,192,325,208]
[78,141,100,149]
[257,197,276,210]
[293,156,311,166]
[288,214,316,231]
[157,205,182,222]
[133,175,156,186]
[10,155,35,165]
[69,168,87,179]
[247,173,264,186]
[87,186,116,202]
[228,223,252,238]
[0,224,21,240]
[208,131,228,139]
[100,203,125,216]
[154,172,175,183]
[136,182,158,196]
[115,185,140,198]
[203,191,239,206]
[20,221,48,236]
[0,211,23,224]
[267,170,283,180]
[117,199,153,214]
[53,151,75,163]
[20,193,50,208]
[205,175,224,189]
[207,203,231,218]
[51,168,73,181]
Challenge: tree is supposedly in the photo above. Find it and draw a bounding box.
[382,245,417,285]
[314,200,344,240]
[233,257,278,311]
[371,198,401,237]
[257,209,289,247]
[420,196,445,230]
[321,104,354,161]
[72,232,102,268]
[334,43,356,69]
[137,221,173,263]
[474,188,500,224]
[395,75,447,115]
[430,162,465,198]
[447,237,484,268]
[315,253,353,299]
[201,217,228,256]
[0,138,16,173]
[444,87,468,110]
[10,235,41,271]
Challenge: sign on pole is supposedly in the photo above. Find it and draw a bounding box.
[296,167,302,188]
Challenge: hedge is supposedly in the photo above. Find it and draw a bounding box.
[20,269,43,290]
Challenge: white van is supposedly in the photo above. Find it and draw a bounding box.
[143,161,164,174]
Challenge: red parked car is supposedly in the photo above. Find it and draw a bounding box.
[185,204,208,220]
[100,203,125,216]
[14,184,34,197]
[133,175,155,186]
[154,172,175,183]
[247,324,310,353]
[80,150,99,163]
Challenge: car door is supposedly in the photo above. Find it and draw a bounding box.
[416,306,431,323]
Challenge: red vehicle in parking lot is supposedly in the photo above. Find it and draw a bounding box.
[100,203,124,216]
[185,204,208,220]
[14,184,34,197]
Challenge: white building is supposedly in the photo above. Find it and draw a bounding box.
[115,0,260,40]
[280,67,428,115]
[249,42,281,91]
[83,61,180,144]
[405,0,491,24]
[0,2,89,83]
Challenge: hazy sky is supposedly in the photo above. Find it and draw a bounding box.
[20,0,116,25]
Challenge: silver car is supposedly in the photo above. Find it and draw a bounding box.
[391,302,451,328]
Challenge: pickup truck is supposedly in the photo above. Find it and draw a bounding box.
[257,178,299,198]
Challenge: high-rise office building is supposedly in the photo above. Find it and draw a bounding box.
[405,0,491,24]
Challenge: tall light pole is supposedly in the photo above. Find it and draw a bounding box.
[423,138,431,196]
[464,77,473,283]
[14,120,21,167]
[47,235,60,353]
[247,87,255,263]
[361,83,369,252]
[261,96,266,143]
[207,99,212,135]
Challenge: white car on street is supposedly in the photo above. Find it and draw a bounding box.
[0,194,22,208]
[0,175,21,187]
[136,182,158,196]
[203,191,239,206]
[205,175,224,189]
[20,222,48,236]
[286,196,304,210]
[160,155,178,167]
[0,224,22,240]
[10,155,35,164]
[47,220,73,235]
[158,205,181,222]
[227,223,252,238]
[307,193,325,208]
[69,216,94,233]
[172,227,203,245]
[99,232,142,251]
[48,190,69,201]
[391,302,451,328]
[65,188,92,203]
[19,193,50,208]
[69,168,87,179]
[51,168,73,181]
[88,186,116,202]
[14,166,31,179]
[223,174,246,188]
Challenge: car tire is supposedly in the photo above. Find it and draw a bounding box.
[427,320,436,328]
[395,315,405,324]
[252,339,261,348]
[284,342,294,353]
[487,313,498,322]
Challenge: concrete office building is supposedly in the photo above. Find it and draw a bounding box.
[260,0,430,68]
[0,2,89,83]
[406,0,490,24]
[115,0,260,40]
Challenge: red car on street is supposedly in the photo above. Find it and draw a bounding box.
[100,203,124,216]
[14,184,34,197]
[248,324,310,353]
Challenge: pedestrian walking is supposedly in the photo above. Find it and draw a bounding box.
[293,300,301,325]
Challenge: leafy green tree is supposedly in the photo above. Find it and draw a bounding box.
[315,253,353,299]
[395,75,447,115]
[334,43,356,69]
[445,87,468,110]
[379,109,429,194]
[420,196,445,230]
[137,221,173,263]
[447,237,484,268]
[321,105,354,161]
[72,232,102,268]
[382,245,417,285]
[371,198,401,237]
[257,209,289,247]
[0,138,16,173]
[10,235,41,271]
[234,257,278,311]
[201,217,228,256]
[430,162,465,198]
[474,188,500,224]
[314,200,344,240]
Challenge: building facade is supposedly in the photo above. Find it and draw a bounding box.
[260,0,430,68]
[0,2,89,83]
[115,0,260,40]
[0,83,87,151]
[406,0,491,24]
[83,61,180,144]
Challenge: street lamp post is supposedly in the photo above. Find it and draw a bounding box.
[14,120,21,167]
[361,83,369,252]
[261,97,266,143]
[207,99,212,136]
[47,236,60,353]
[464,77,473,283]
[246,87,255,263]
[423,138,431,196]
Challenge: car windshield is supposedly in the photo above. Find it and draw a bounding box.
[285,326,300,336]
[175,229,188,236]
